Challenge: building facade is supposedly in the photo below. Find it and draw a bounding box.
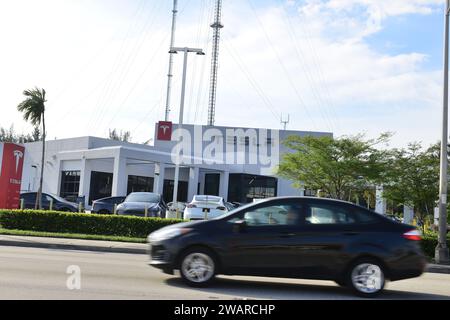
[20,123,332,208]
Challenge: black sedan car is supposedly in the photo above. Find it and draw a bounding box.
[117,192,167,218]
[20,192,79,212]
[91,196,126,214]
[147,197,426,297]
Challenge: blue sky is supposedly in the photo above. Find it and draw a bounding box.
[0,0,446,147]
[367,12,444,70]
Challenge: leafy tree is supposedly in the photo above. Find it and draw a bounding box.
[17,87,47,209]
[383,142,440,231]
[109,129,131,142]
[277,133,392,201]
[0,125,41,143]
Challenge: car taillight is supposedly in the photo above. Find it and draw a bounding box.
[187,204,197,208]
[403,229,422,241]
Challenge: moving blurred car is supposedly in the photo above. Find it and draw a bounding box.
[91,196,126,214]
[166,202,187,219]
[148,197,427,298]
[183,195,229,221]
[117,192,167,218]
[20,192,78,212]
[386,215,403,223]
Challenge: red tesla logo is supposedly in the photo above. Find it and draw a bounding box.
[157,121,173,141]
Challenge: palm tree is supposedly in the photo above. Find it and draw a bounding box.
[17,87,47,210]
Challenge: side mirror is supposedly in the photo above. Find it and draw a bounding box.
[233,220,247,233]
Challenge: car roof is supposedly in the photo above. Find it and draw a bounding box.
[253,196,371,208]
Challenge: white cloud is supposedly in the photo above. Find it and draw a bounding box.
[0,0,444,148]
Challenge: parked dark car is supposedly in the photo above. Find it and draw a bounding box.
[20,192,78,212]
[117,192,167,218]
[147,197,427,297]
[91,196,126,214]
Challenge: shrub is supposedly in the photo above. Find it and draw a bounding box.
[421,235,450,259]
[0,210,184,238]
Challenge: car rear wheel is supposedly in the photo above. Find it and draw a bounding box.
[180,248,216,287]
[346,258,385,298]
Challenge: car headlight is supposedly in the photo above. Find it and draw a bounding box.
[148,228,192,242]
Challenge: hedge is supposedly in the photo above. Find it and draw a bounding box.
[0,210,184,238]
[421,235,450,259]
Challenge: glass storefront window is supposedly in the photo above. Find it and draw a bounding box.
[60,171,80,202]
[127,175,154,194]
[228,174,278,204]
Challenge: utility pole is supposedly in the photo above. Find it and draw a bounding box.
[164,0,179,121]
[436,0,450,265]
[170,47,205,204]
[207,0,224,126]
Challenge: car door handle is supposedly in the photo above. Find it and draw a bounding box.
[343,232,359,236]
[279,232,296,238]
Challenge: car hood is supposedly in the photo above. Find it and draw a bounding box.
[156,220,208,232]
[118,202,160,210]
[60,199,78,207]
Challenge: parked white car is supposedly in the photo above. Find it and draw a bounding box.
[184,195,229,220]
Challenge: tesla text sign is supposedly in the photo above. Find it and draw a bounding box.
[0,143,25,209]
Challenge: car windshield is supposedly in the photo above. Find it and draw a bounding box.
[125,193,160,203]
[48,194,71,203]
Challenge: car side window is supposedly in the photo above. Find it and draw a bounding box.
[241,204,303,227]
[305,203,357,225]
[353,208,381,224]
[22,193,34,201]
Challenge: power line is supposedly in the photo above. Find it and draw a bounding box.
[246,0,322,131]
[222,32,282,124]
[94,0,165,135]
[276,0,337,132]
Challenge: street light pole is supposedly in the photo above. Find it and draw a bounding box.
[170,47,205,205]
[436,0,450,265]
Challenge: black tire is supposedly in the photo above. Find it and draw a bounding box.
[345,258,385,298]
[179,247,217,287]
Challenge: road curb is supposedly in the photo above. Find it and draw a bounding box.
[0,239,148,255]
[426,264,450,275]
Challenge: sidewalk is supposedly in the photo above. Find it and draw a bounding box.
[1,234,450,274]
[0,234,148,255]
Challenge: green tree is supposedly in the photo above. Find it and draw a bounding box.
[383,142,440,231]
[17,87,47,209]
[277,133,392,201]
[109,129,131,142]
[0,125,41,143]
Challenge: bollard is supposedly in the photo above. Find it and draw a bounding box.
[49,198,54,211]
[20,199,24,210]
[78,202,83,213]
[204,210,208,221]
[114,204,118,215]
[145,205,148,218]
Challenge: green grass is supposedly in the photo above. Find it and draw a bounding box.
[0,228,147,243]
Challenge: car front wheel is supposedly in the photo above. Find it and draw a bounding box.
[180,248,216,287]
[346,259,385,298]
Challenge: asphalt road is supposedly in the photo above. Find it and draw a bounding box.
[0,246,449,300]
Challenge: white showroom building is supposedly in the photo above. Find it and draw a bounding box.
[20,123,332,209]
